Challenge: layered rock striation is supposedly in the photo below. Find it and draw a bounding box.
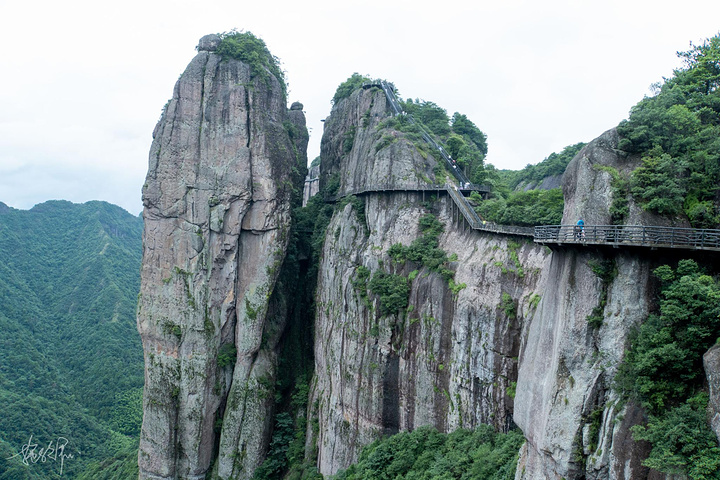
[137,35,306,480]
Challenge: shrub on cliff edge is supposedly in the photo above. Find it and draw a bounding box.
[216,30,287,97]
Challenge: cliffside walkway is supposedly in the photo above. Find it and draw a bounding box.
[535,224,720,252]
[329,182,535,237]
[341,83,720,251]
[328,180,720,250]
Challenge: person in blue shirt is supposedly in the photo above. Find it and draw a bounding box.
[575,219,585,239]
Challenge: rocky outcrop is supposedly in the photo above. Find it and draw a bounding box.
[562,129,689,228]
[320,87,440,196]
[513,129,672,479]
[705,344,720,443]
[309,87,550,475]
[137,36,306,480]
[517,174,562,192]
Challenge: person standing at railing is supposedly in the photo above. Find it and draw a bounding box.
[575,219,585,240]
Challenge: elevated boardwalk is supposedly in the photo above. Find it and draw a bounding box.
[535,224,720,252]
[329,183,534,237]
[331,183,720,252]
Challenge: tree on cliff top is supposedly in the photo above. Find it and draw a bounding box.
[617,34,720,227]
[332,73,373,104]
[216,30,287,97]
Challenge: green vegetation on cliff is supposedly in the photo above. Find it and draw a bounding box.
[471,188,564,227]
[615,259,720,477]
[617,34,720,227]
[333,73,374,105]
[388,213,454,282]
[504,142,585,190]
[334,425,524,480]
[465,143,582,227]
[330,74,490,186]
[0,200,143,479]
[401,99,489,185]
[216,30,287,97]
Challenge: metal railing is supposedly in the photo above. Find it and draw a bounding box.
[326,181,533,237]
[365,81,483,189]
[325,183,449,202]
[535,224,720,252]
[447,185,482,228]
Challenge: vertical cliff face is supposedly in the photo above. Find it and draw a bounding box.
[705,344,720,443]
[309,87,550,475]
[513,130,678,479]
[311,94,711,478]
[137,34,306,480]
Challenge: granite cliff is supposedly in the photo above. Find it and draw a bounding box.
[138,41,719,479]
[308,91,720,478]
[137,34,307,480]
[308,86,548,475]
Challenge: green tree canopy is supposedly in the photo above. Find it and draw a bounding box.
[451,112,488,155]
[333,73,373,105]
[216,30,286,97]
[617,34,720,226]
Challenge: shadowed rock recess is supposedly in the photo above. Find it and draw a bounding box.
[137,34,307,480]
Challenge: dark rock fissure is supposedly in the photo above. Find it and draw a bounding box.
[381,352,400,436]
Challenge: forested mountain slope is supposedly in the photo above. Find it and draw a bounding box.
[0,200,143,479]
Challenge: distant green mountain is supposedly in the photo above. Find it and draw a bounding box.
[0,200,143,479]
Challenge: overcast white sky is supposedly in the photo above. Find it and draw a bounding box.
[1,0,718,215]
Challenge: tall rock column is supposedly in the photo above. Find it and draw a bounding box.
[308,86,549,475]
[137,34,307,480]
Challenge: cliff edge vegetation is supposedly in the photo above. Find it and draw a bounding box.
[617,35,720,228]
[615,260,720,477]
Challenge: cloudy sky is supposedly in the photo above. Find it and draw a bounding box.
[1,0,718,215]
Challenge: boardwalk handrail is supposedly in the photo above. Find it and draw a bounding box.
[325,184,450,202]
[368,80,475,187]
[447,185,481,228]
[325,183,488,202]
[535,224,720,252]
[326,181,534,237]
